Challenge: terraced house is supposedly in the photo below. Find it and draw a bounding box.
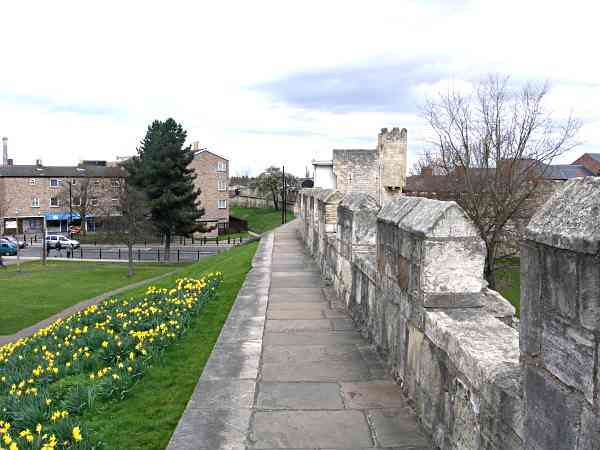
[0,157,125,234]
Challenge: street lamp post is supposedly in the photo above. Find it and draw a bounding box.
[66,181,73,238]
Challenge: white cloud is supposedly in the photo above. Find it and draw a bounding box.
[0,0,598,175]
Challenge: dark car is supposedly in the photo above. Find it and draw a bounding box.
[0,241,17,256]
[2,235,27,249]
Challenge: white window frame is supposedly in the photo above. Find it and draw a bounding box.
[94,179,101,185]
[90,197,99,207]
[216,161,226,172]
[72,197,81,207]
[111,197,119,204]
[111,179,120,188]
[217,199,227,209]
[50,178,62,188]
[49,197,60,207]
[217,179,227,191]
[30,178,37,185]
[31,197,40,208]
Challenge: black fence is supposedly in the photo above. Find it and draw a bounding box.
[23,234,247,247]
[50,247,216,263]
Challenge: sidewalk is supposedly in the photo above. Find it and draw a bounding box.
[167,220,431,449]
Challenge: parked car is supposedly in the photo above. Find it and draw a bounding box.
[45,235,80,249]
[0,241,17,256]
[1,235,27,249]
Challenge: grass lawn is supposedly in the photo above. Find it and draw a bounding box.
[231,205,294,234]
[496,258,521,316]
[0,261,182,335]
[83,240,258,449]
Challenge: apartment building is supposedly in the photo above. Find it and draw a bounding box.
[188,144,229,235]
[0,157,125,234]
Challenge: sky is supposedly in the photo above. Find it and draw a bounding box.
[0,0,599,177]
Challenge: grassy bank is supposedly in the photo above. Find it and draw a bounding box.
[0,261,181,335]
[496,258,521,316]
[84,241,258,449]
[231,206,294,234]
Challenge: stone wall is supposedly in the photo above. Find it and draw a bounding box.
[297,179,600,449]
[521,177,600,449]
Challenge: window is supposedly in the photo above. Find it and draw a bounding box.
[90,198,98,207]
[111,179,120,188]
[29,178,37,185]
[71,179,78,185]
[72,197,81,207]
[94,179,101,185]
[50,197,60,207]
[216,161,226,172]
[111,197,119,204]
[217,199,227,209]
[217,179,227,191]
[31,197,40,208]
[50,178,62,188]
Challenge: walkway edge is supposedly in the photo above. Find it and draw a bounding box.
[166,232,274,450]
[0,270,178,346]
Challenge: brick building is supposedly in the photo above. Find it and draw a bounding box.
[0,160,125,234]
[188,145,229,235]
[312,128,408,205]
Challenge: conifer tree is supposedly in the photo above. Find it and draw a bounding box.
[125,118,203,260]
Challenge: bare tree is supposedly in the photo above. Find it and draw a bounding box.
[58,178,105,235]
[420,75,580,288]
[97,181,152,277]
[254,166,298,210]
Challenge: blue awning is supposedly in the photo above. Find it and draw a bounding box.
[43,212,94,221]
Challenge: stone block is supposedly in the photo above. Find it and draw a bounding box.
[541,318,595,404]
[579,253,600,331]
[520,241,543,355]
[577,404,600,450]
[450,378,479,450]
[526,177,600,254]
[541,247,578,320]
[524,365,583,450]
[422,239,486,300]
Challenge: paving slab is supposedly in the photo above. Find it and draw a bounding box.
[367,408,431,448]
[263,331,365,346]
[190,379,256,409]
[341,381,410,409]
[203,341,261,380]
[257,382,344,410]
[265,319,333,332]
[249,410,374,449]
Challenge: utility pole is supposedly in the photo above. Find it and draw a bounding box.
[68,181,73,238]
[281,166,286,225]
[41,216,47,266]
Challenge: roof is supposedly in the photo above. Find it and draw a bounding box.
[312,160,333,167]
[587,153,600,162]
[544,164,594,179]
[0,164,126,178]
[527,177,600,254]
[193,149,229,161]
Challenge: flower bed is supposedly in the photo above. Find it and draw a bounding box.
[0,273,223,450]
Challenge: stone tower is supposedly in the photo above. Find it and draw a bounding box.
[377,127,407,204]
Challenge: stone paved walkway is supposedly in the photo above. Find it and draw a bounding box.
[168,221,431,449]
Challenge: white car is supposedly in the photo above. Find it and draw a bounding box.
[45,235,80,249]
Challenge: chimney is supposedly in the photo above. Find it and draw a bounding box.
[192,141,200,151]
[421,167,434,177]
[7,159,13,166]
[2,137,7,167]
[36,158,43,167]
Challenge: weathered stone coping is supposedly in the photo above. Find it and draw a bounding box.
[166,233,273,450]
